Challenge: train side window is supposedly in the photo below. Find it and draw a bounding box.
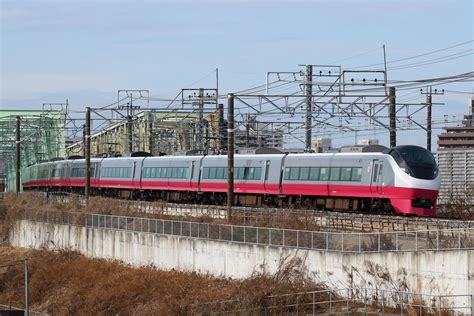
[320,167,329,181]
[340,167,352,181]
[309,167,320,181]
[247,167,255,180]
[171,167,178,178]
[144,168,150,178]
[299,167,310,180]
[209,167,217,179]
[330,168,341,181]
[351,168,363,181]
[289,167,299,180]
[216,167,224,179]
[284,167,291,180]
[183,167,188,178]
[236,167,245,180]
[254,167,261,180]
[203,167,210,179]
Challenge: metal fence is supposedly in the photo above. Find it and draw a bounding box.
[195,288,474,315]
[22,210,474,253]
[44,191,474,232]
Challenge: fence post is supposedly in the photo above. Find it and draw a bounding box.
[326,232,329,250]
[458,229,461,248]
[415,231,418,251]
[283,229,285,247]
[471,294,474,316]
[382,289,385,314]
[231,225,233,242]
[329,292,332,313]
[341,233,344,252]
[438,295,442,316]
[436,230,439,250]
[378,233,381,252]
[365,288,368,313]
[297,230,299,248]
[358,233,361,252]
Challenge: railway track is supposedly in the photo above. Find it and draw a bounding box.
[43,191,474,233]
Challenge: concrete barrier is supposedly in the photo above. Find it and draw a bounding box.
[10,219,474,311]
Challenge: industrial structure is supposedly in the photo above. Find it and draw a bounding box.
[0,109,66,191]
[65,109,224,157]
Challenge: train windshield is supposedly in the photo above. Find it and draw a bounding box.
[397,146,436,166]
[386,145,438,180]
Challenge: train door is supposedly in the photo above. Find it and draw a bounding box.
[263,160,271,191]
[370,159,384,195]
[189,161,195,189]
[131,161,137,189]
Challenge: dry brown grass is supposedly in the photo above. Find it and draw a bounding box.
[0,246,326,315]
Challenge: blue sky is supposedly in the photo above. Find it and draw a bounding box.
[1,0,473,148]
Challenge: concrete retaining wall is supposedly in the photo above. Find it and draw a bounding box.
[10,220,474,309]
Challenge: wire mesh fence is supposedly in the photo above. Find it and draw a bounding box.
[43,191,474,233]
[193,288,474,315]
[20,209,474,253]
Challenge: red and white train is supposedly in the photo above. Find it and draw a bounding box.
[22,145,440,216]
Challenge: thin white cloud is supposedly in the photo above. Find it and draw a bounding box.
[0,72,117,99]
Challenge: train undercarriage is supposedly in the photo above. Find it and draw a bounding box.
[31,186,394,214]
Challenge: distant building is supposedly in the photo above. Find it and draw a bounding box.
[437,97,474,204]
[357,139,379,146]
[235,116,284,149]
[438,98,474,150]
[311,138,332,153]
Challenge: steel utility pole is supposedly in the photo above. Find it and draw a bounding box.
[196,88,204,152]
[227,94,234,222]
[305,65,313,152]
[85,107,91,201]
[388,87,396,148]
[128,93,133,154]
[218,104,225,151]
[24,258,29,316]
[421,86,444,152]
[15,116,20,194]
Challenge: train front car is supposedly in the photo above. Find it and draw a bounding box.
[385,145,440,216]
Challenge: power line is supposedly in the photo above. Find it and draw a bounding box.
[347,40,474,69]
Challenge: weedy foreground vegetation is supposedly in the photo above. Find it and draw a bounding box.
[0,246,327,315]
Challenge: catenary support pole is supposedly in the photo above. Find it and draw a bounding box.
[305,65,313,152]
[218,103,225,151]
[85,107,91,201]
[15,116,20,194]
[227,94,234,222]
[427,93,432,151]
[24,258,29,316]
[389,87,396,148]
